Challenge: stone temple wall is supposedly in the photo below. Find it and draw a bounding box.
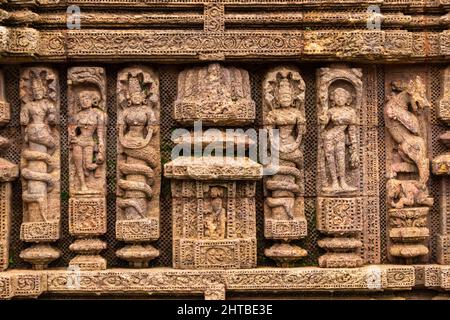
[0,0,449,300]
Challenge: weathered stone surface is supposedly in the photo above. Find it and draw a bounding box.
[68,67,107,271]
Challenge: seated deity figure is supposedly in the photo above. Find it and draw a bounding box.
[70,89,106,192]
[319,87,359,193]
[204,187,227,240]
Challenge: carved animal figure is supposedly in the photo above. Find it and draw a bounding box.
[384,76,431,185]
[386,178,434,209]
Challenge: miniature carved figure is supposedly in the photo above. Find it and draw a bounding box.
[319,87,358,193]
[204,187,227,240]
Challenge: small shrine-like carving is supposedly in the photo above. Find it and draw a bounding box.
[115,66,160,267]
[262,66,308,266]
[68,67,108,270]
[384,74,433,264]
[19,67,60,270]
[165,63,262,269]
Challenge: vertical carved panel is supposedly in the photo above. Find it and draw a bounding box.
[19,67,60,270]
[262,66,308,266]
[316,64,364,268]
[433,66,450,264]
[115,66,160,267]
[385,68,433,264]
[0,70,18,271]
[68,67,107,270]
[204,4,225,32]
[165,63,261,269]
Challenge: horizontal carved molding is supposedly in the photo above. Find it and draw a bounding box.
[0,28,449,62]
[0,265,415,299]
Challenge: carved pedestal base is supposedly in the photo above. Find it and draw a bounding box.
[265,242,307,267]
[19,244,60,270]
[318,237,363,268]
[316,197,363,268]
[116,244,159,268]
[116,219,160,267]
[69,239,107,271]
[388,207,430,263]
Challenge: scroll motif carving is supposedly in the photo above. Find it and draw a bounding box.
[115,66,160,267]
[19,67,60,270]
[0,70,19,271]
[262,66,308,266]
[316,65,364,268]
[384,72,433,264]
[68,67,107,270]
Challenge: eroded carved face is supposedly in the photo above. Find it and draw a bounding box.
[130,92,144,105]
[79,90,100,110]
[31,80,45,100]
[330,87,351,108]
[408,78,431,112]
[211,197,223,212]
[278,79,293,108]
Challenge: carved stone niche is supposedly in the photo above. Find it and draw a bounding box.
[384,70,433,264]
[0,70,19,271]
[262,66,308,267]
[316,65,364,268]
[165,63,262,269]
[115,66,160,268]
[174,63,255,126]
[19,67,61,270]
[432,66,450,264]
[68,67,108,270]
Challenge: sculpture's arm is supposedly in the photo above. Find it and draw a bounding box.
[348,124,359,168]
[20,103,30,126]
[96,111,106,163]
[386,104,420,135]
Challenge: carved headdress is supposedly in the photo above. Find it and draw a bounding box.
[117,66,158,110]
[20,67,58,104]
[263,66,305,113]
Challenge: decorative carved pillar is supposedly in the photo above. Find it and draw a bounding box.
[19,67,60,270]
[165,63,262,269]
[262,66,308,267]
[385,71,433,264]
[0,70,19,271]
[432,66,450,264]
[68,67,107,270]
[316,65,364,268]
[115,66,160,267]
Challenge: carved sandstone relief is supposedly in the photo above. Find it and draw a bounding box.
[68,67,107,270]
[165,63,262,269]
[0,70,19,271]
[115,66,160,267]
[316,65,364,268]
[19,67,60,270]
[262,66,308,267]
[432,66,450,264]
[384,71,433,264]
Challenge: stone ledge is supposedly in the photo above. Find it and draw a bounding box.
[424,265,450,290]
[0,265,415,299]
